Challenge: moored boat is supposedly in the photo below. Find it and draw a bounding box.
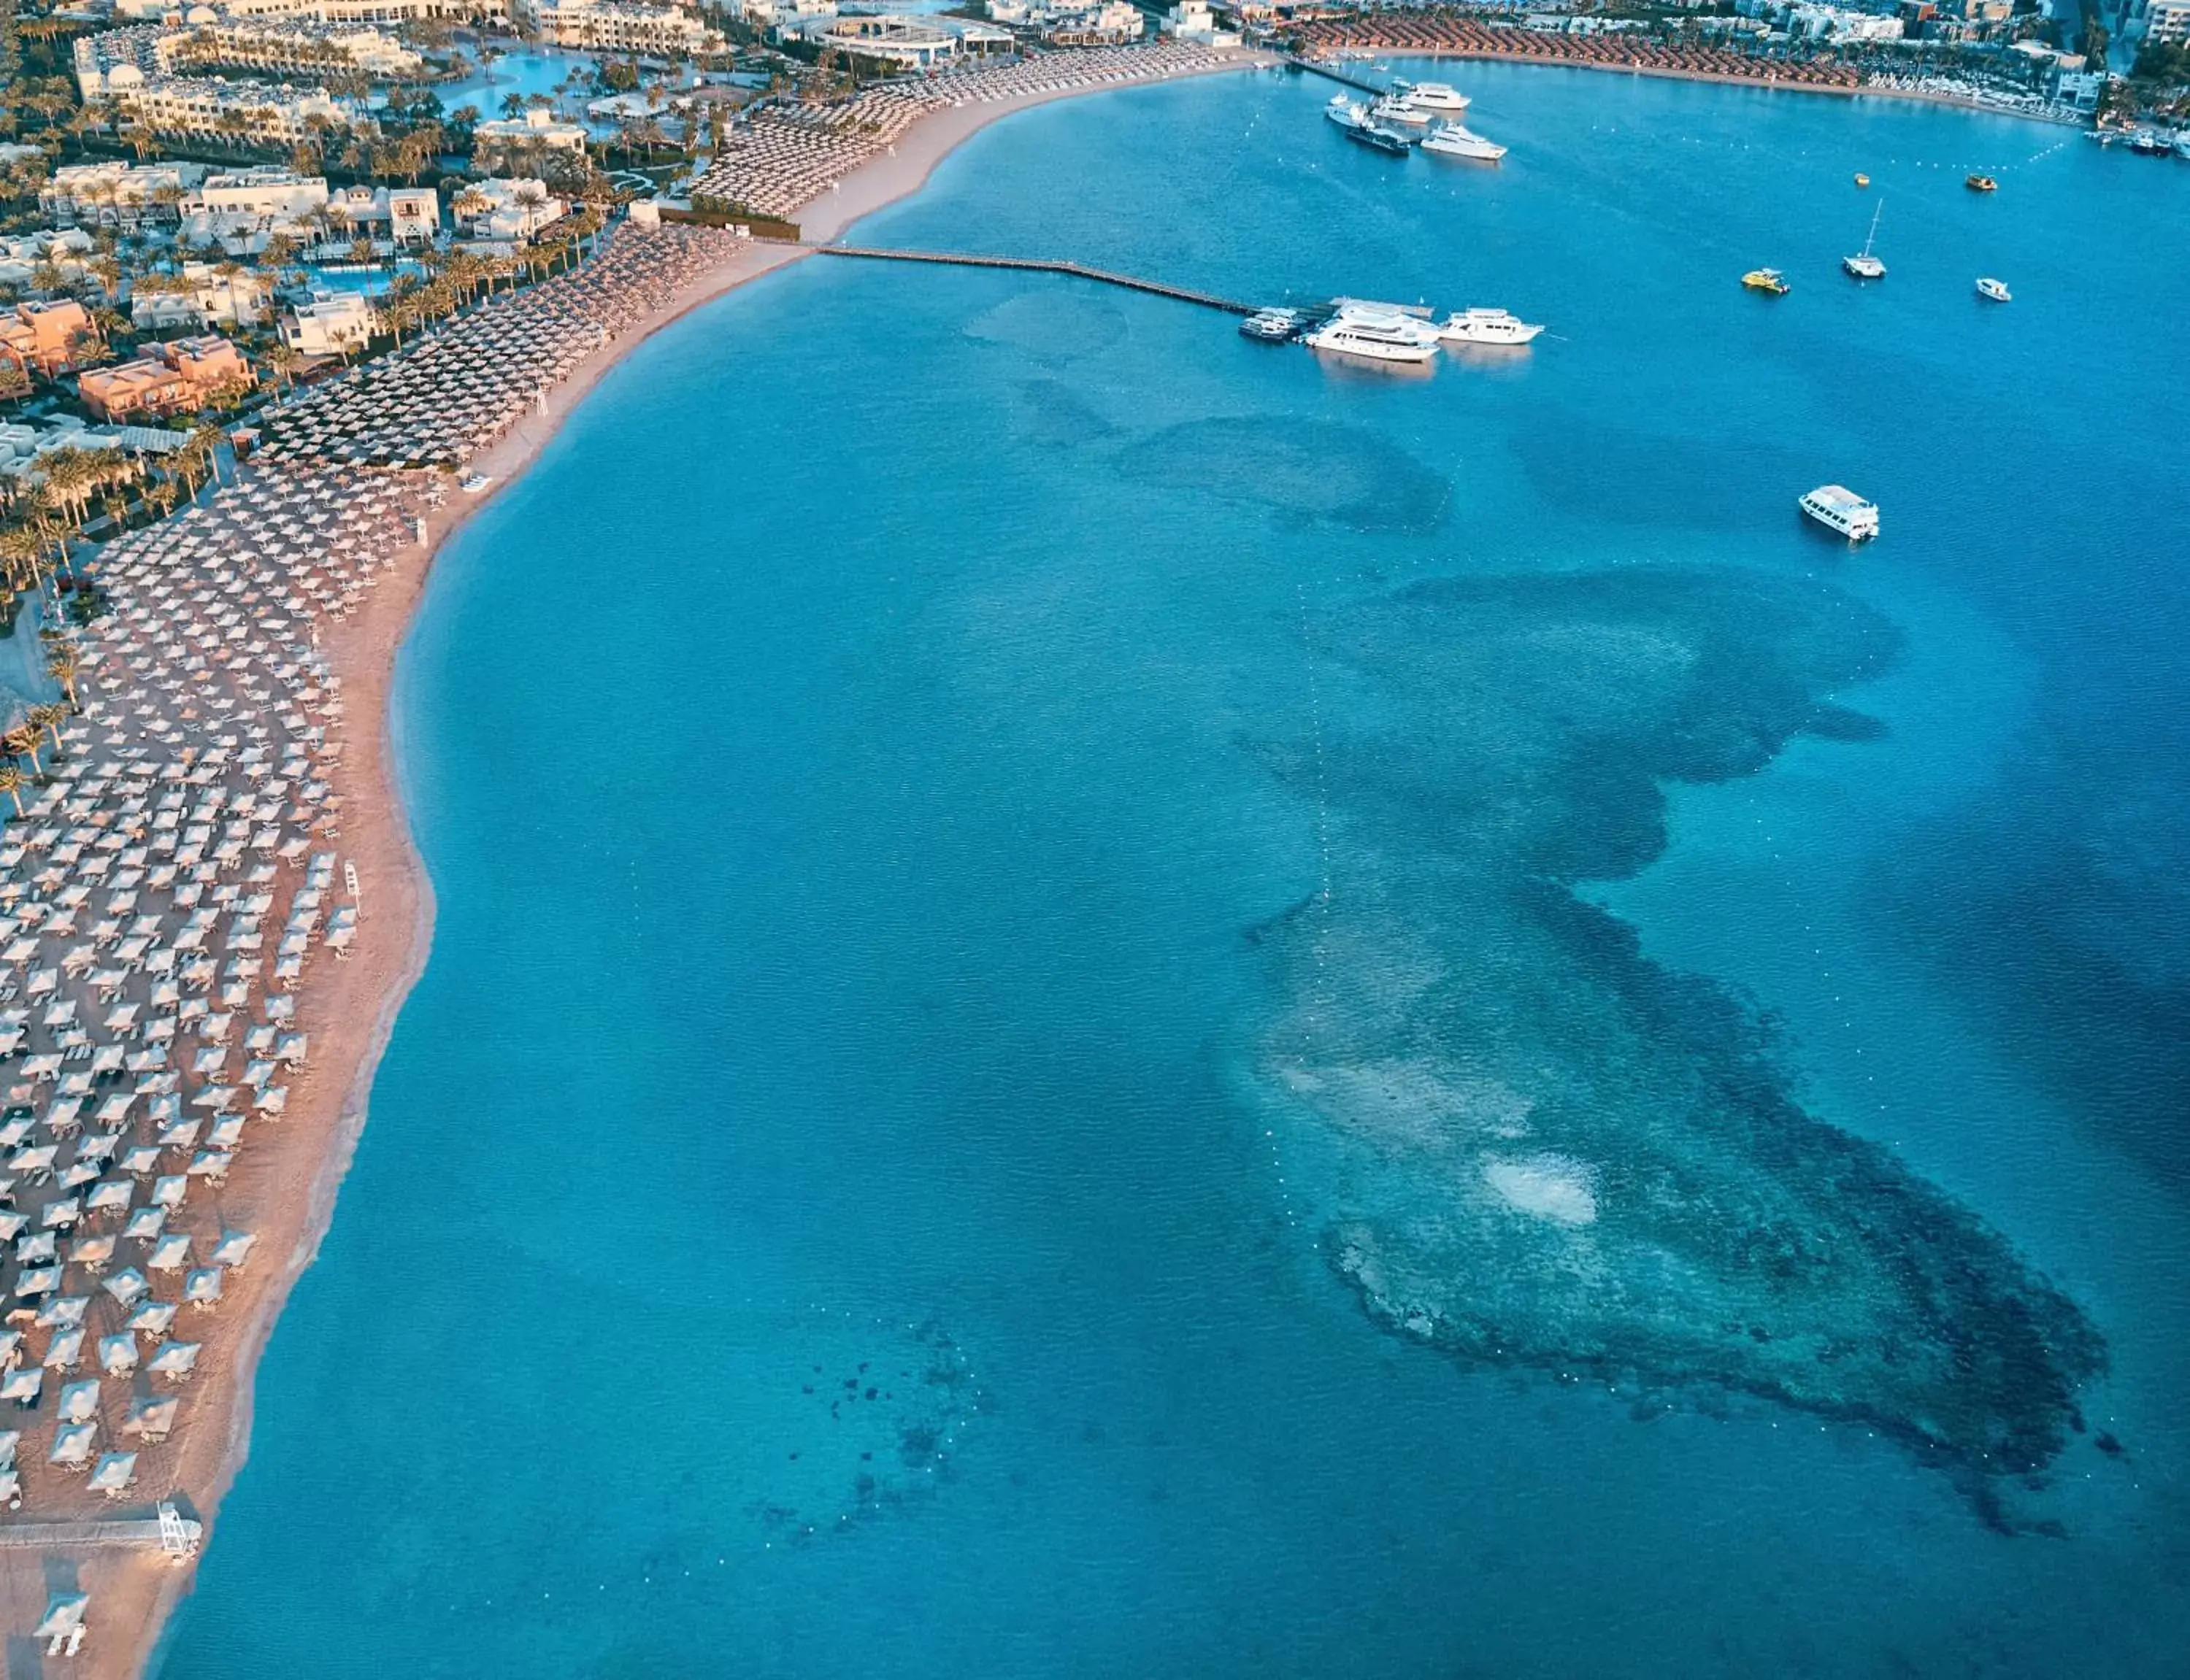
[1799,484,1880,542]
[1346,121,1416,156]
[1240,307,1302,342]
[1975,276,2011,302]
[1438,307,1542,345]
[1842,202,1886,280]
[1302,301,1442,363]
[1398,80,1470,112]
[1421,123,1506,162]
[1369,96,1433,128]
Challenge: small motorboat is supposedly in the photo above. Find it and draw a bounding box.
[1853,172,1870,188]
[1975,277,2011,303]
[1239,308,1302,342]
[1742,267,1791,296]
[1965,173,1997,192]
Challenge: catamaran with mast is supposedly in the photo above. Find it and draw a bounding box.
[1842,202,1886,280]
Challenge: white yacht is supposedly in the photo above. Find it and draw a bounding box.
[1369,95,1433,128]
[1975,276,2012,303]
[1438,307,1543,345]
[1325,94,1367,131]
[1798,484,1880,542]
[1303,301,1442,364]
[1399,80,1470,112]
[1421,123,1506,162]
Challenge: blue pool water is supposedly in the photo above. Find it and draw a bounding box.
[162,66,2190,1678]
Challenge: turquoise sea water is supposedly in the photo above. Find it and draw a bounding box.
[163,66,2190,1677]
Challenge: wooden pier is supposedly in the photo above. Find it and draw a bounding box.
[1284,55,1389,97]
[0,1504,201,1555]
[804,244,1257,315]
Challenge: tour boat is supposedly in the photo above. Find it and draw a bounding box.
[1398,80,1470,112]
[1965,173,1997,192]
[1438,307,1543,346]
[1841,202,1886,280]
[1975,276,2011,302]
[1421,123,1506,161]
[1799,485,1880,542]
[1325,94,1367,131]
[1742,267,1791,295]
[1303,301,1442,364]
[1369,96,1433,128]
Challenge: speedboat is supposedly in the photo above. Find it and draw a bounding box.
[1303,301,1442,364]
[1398,80,1470,112]
[1853,172,1870,188]
[1421,123,1506,162]
[1799,484,1880,542]
[1965,173,1997,192]
[1742,267,1791,295]
[1975,276,2011,302]
[1438,307,1542,345]
[2130,129,2169,155]
[1841,202,1886,280]
[1346,122,1416,156]
[1369,96,1433,128]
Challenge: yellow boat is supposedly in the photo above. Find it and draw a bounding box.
[1965,173,1997,192]
[1854,172,1870,187]
[1742,267,1791,296]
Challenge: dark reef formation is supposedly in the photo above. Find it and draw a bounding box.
[1250,567,2104,1491]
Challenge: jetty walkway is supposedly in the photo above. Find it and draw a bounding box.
[801,244,1256,315]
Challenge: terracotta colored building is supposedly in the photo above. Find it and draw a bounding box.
[78,334,254,421]
[0,299,97,379]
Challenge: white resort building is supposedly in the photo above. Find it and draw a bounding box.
[512,0,723,54]
[453,177,567,242]
[278,289,377,356]
[39,161,210,228]
[473,104,593,155]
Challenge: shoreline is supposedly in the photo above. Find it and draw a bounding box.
[1306,47,2087,128]
[65,49,1262,1680]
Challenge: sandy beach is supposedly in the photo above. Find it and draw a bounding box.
[0,48,1259,1678]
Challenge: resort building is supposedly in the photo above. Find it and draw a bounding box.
[1036,2,1146,46]
[2149,0,2190,44]
[0,300,99,379]
[131,261,278,330]
[180,167,331,246]
[512,0,723,54]
[104,73,368,147]
[0,230,96,293]
[473,105,593,155]
[780,11,966,66]
[453,177,567,242]
[74,18,421,99]
[1159,1,1238,45]
[278,289,377,355]
[39,161,207,228]
[201,0,511,20]
[77,334,256,421]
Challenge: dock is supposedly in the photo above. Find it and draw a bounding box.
[1284,54,1389,98]
[0,1504,201,1556]
[802,244,1257,315]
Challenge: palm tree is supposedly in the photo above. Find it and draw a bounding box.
[5,725,43,777]
[0,764,23,819]
[28,703,68,754]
